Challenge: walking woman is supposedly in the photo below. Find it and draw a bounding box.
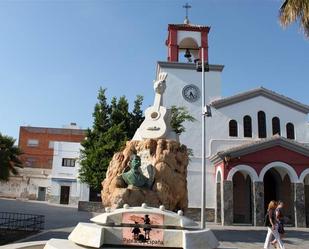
[264,200,285,249]
[274,201,285,244]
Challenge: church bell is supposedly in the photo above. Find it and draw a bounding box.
[184,49,192,62]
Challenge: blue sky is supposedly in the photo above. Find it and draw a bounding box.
[0,0,308,140]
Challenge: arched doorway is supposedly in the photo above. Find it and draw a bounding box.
[264,169,281,210]
[263,168,293,224]
[233,172,252,224]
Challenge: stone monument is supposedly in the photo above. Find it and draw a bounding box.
[101,139,189,211]
[41,73,220,249]
[101,73,188,211]
[44,204,219,249]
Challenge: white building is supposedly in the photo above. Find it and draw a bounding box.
[0,125,86,201]
[157,22,309,227]
[0,168,51,200]
[49,142,89,205]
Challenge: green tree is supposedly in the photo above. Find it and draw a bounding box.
[128,95,144,139]
[93,88,110,133]
[79,89,195,190]
[110,96,130,134]
[79,88,144,190]
[0,134,23,181]
[170,106,196,135]
[279,0,309,38]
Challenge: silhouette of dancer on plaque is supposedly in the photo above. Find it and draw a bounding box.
[132,222,141,240]
[143,214,152,240]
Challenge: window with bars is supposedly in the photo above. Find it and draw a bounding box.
[62,158,76,167]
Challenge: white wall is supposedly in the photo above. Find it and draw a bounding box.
[306,123,309,141]
[207,96,309,207]
[186,158,216,208]
[208,95,309,147]
[52,142,81,179]
[157,63,222,208]
[158,65,222,157]
[51,142,89,202]
[50,180,89,201]
[0,168,51,199]
[157,62,309,209]
[0,142,89,202]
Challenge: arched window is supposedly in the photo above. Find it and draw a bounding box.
[229,120,238,137]
[258,111,267,138]
[286,123,295,139]
[272,117,281,135]
[243,115,252,137]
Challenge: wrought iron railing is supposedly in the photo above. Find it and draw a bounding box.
[0,212,44,231]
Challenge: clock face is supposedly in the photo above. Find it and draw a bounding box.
[182,84,200,102]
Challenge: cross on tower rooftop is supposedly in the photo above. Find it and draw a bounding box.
[183,3,191,24]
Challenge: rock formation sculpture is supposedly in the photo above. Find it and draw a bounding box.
[101,139,189,211]
[101,72,189,212]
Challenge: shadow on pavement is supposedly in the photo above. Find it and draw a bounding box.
[213,228,309,246]
[212,229,266,243]
[24,231,71,242]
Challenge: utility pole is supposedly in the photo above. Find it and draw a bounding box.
[200,47,206,229]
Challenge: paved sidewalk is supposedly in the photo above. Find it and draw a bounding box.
[0,198,94,230]
[1,198,309,248]
[209,224,309,249]
[18,223,309,248]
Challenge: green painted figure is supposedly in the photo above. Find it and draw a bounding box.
[122,154,150,188]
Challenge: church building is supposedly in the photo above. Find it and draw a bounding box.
[157,19,309,227]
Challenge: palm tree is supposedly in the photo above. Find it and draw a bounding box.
[0,133,23,181]
[279,0,309,38]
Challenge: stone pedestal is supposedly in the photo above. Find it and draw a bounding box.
[68,223,104,248]
[222,180,233,225]
[183,229,219,249]
[45,239,83,249]
[253,181,264,226]
[294,182,306,228]
[43,205,219,249]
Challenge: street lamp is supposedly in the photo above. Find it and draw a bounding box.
[196,48,211,229]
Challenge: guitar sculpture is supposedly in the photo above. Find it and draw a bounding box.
[139,72,168,139]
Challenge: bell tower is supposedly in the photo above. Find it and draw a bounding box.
[156,5,224,211]
[166,3,210,63]
[166,24,210,63]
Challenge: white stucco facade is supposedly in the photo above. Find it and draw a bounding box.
[209,96,308,141]
[157,62,223,208]
[0,168,51,200]
[50,142,89,205]
[156,61,309,210]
